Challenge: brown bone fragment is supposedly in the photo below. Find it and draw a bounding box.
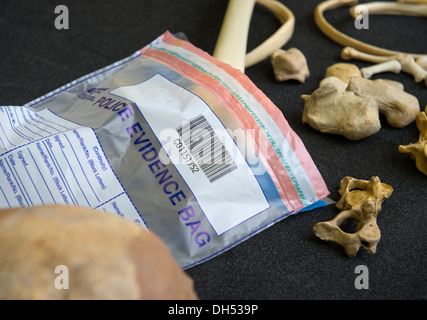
[313,176,393,257]
[301,79,381,140]
[347,77,420,128]
[271,48,310,83]
[398,112,427,176]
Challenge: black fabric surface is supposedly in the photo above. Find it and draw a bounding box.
[1,0,426,300]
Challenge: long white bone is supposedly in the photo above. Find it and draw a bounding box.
[341,46,405,64]
[360,60,402,78]
[213,0,295,72]
[213,0,256,72]
[400,55,427,82]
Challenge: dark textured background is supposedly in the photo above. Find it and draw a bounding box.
[1,0,426,299]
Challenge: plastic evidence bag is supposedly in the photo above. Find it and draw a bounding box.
[0,31,330,269]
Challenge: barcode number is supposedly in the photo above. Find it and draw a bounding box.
[176,115,237,183]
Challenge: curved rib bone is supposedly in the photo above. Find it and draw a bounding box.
[396,0,427,4]
[314,0,427,59]
[350,1,427,17]
[213,0,295,72]
[245,0,295,68]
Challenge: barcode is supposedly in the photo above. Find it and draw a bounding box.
[177,114,237,183]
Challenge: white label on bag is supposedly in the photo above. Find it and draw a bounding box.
[111,74,269,235]
[0,106,143,225]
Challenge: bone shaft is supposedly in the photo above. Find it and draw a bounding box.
[401,56,427,82]
[213,0,256,72]
[352,2,427,17]
[416,57,427,70]
[397,0,427,4]
[360,60,401,78]
[341,47,403,64]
